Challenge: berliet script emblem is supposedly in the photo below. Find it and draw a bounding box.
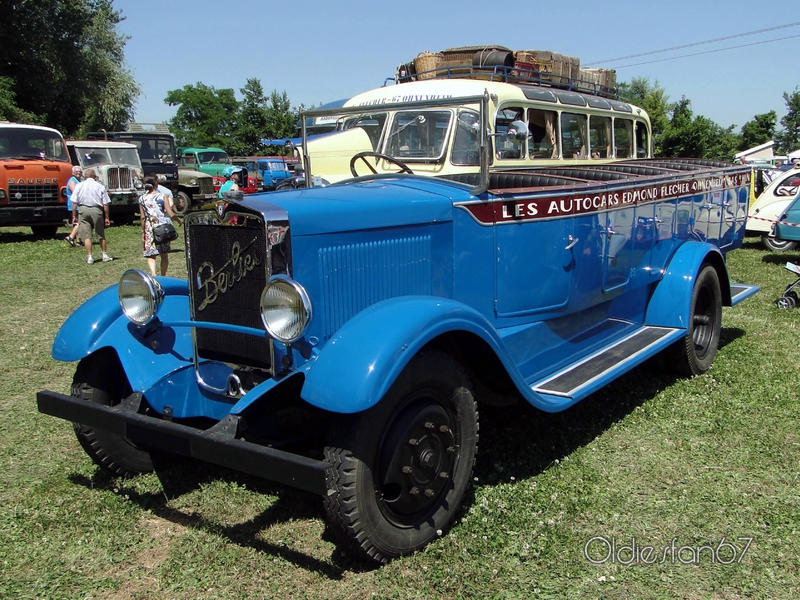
[196,238,262,311]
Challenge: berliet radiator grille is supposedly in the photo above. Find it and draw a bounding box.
[187,216,272,370]
[106,167,134,190]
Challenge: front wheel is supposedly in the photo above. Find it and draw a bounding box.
[174,191,191,214]
[666,265,722,376]
[761,234,798,252]
[71,351,156,477]
[324,349,478,563]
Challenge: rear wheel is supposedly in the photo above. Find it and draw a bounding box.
[324,349,478,563]
[71,351,155,477]
[761,234,798,252]
[666,265,722,376]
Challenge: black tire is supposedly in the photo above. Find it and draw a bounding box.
[71,351,155,477]
[175,191,191,214]
[760,234,798,252]
[30,225,58,237]
[666,265,722,376]
[323,349,478,563]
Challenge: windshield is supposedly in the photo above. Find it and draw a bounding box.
[384,110,452,160]
[128,137,175,163]
[0,127,69,161]
[197,151,230,164]
[341,112,388,150]
[74,146,141,167]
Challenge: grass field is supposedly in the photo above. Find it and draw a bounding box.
[0,224,798,600]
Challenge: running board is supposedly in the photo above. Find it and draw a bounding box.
[729,283,759,307]
[532,326,685,403]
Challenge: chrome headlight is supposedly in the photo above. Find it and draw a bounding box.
[118,269,164,325]
[133,179,144,190]
[259,275,312,343]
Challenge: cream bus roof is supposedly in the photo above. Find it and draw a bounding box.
[344,78,647,121]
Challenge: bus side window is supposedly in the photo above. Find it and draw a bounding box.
[614,118,634,159]
[635,121,650,158]
[561,113,587,159]
[589,115,612,159]
[495,107,524,160]
[528,108,558,159]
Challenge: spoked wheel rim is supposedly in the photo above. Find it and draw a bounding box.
[375,395,458,526]
[692,283,716,360]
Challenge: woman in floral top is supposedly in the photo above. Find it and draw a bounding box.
[139,176,180,276]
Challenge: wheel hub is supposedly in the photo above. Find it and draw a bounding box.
[376,399,458,524]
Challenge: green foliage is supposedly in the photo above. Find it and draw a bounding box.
[264,90,299,141]
[0,0,140,135]
[775,88,800,155]
[165,81,299,156]
[740,111,777,151]
[228,78,270,156]
[0,76,40,124]
[165,83,239,148]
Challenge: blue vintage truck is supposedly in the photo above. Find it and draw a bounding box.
[38,81,758,563]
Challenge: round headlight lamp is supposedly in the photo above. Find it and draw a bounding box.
[118,269,164,325]
[259,275,312,343]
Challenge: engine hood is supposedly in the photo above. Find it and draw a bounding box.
[239,176,474,236]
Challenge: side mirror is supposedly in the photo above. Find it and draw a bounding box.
[506,120,529,141]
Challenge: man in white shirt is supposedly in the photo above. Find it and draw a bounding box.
[71,168,112,264]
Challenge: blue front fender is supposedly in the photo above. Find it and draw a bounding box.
[52,277,195,392]
[300,296,528,414]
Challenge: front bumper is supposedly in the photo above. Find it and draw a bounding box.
[0,204,67,226]
[37,389,329,495]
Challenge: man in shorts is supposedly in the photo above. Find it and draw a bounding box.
[71,168,112,264]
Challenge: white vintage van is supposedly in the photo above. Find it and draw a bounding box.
[747,166,800,251]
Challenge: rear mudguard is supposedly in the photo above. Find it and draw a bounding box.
[52,277,195,393]
[299,296,541,414]
[645,242,730,329]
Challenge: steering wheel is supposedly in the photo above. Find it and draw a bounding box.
[349,152,414,177]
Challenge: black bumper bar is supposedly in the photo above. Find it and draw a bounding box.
[36,390,330,496]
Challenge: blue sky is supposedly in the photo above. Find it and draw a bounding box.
[115,0,799,132]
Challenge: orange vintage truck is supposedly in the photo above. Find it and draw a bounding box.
[1,122,72,236]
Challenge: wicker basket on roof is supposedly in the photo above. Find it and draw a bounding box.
[414,51,442,79]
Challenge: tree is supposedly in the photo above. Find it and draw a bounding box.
[703,119,740,161]
[739,112,777,151]
[230,78,269,156]
[165,83,238,148]
[0,76,40,123]
[776,88,800,155]
[265,90,299,140]
[0,0,139,135]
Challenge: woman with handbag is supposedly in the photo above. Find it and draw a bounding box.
[139,176,181,276]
